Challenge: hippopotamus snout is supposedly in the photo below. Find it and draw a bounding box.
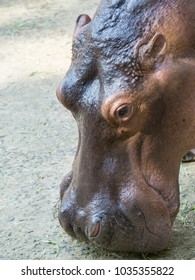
[58,169,172,252]
[59,172,114,243]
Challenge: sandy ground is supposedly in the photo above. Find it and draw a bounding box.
[0,0,194,260]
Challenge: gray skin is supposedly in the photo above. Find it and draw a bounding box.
[56,0,195,253]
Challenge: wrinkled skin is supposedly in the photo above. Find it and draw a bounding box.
[56,0,195,253]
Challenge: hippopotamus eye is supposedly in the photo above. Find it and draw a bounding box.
[101,96,137,129]
[114,104,135,123]
[116,104,132,119]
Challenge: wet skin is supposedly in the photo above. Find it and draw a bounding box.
[56,0,195,252]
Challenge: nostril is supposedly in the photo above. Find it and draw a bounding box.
[88,222,101,238]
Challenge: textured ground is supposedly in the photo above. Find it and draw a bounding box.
[0,0,194,260]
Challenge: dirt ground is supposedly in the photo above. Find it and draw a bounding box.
[0,0,194,260]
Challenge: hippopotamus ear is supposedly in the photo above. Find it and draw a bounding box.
[136,33,167,70]
[73,14,91,37]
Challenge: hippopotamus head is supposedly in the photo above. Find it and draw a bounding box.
[56,0,195,253]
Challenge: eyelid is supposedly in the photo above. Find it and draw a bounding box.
[102,99,137,127]
[115,104,134,120]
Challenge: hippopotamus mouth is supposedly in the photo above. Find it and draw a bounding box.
[58,165,173,253]
[56,0,195,253]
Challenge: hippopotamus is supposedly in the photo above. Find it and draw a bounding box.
[56,0,195,253]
